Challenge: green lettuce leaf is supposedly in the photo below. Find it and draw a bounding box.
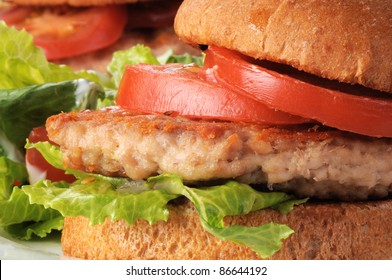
[108,44,161,87]
[0,80,103,150]
[158,49,205,66]
[0,21,113,90]
[24,140,66,171]
[23,141,304,258]
[0,185,62,236]
[107,44,204,88]
[23,178,179,226]
[0,146,64,239]
[272,197,309,214]
[0,152,27,201]
[148,175,299,258]
[4,216,63,240]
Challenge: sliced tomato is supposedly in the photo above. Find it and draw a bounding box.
[0,6,34,24]
[26,126,75,184]
[204,46,392,138]
[1,5,128,60]
[116,63,309,125]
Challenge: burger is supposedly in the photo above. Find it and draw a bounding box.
[3,0,392,260]
[0,0,192,72]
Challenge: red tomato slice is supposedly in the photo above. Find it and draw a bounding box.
[116,63,309,125]
[26,126,75,184]
[204,46,392,138]
[0,6,34,24]
[1,6,128,60]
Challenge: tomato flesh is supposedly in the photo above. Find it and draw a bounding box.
[1,6,128,60]
[0,6,34,25]
[26,126,75,183]
[204,46,392,138]
[116,63,310,125]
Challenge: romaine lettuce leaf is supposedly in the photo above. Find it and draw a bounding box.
[0,184,63,239]
[0,80,103,150]
[108,44,204,88]
[158,49,205,66]
[148,175,302,258]
[0,140,61,241]
[5,216,63,240]
[108,44,161,88]
[0,147,64,240]
[0,151,27,200]
[0,21,113,90]
[24,179,179,226]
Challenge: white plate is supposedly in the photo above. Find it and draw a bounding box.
[0,228,66,260]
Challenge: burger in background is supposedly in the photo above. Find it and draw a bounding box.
[0,0,193,72]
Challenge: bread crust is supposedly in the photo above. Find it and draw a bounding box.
[175,0,392,93]
[62,199,392,259]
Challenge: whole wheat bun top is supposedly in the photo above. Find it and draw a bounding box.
[5,0,150,6]
[175,0,392,94]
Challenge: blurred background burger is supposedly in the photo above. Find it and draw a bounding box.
[0,0,194,71]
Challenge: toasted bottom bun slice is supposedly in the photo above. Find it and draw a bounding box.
[62,199,392,260]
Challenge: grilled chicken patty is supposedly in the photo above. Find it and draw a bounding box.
[46,107,392,201]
